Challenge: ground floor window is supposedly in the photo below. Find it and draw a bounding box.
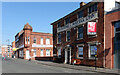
[58,48,61,58]
[46,49,50,56]
[40,49,44,56]
[33,49,36,57]
[78,46,83,58]
[89,45,97,58]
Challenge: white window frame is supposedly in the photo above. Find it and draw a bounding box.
[66,30,71,42]
[88,44,97,59]
[46,38,50,45]
[28,37,30,44]
[25,37,27,44]
[46,49,50,56]
[40,49,44,56]
[41,38,43,45]
[77,25,84,40]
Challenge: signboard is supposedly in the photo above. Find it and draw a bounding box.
[57,12,98,33]
[87,22,96,35]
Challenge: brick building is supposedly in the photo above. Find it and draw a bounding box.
[1,45,12,57]
[15,23,53,60]
[51,2,104,68]
[51,1,120,69]
[105,2,120,69]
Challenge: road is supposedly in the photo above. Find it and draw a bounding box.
[1,57,113,74]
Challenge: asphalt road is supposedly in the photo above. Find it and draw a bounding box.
[1,57,114,74]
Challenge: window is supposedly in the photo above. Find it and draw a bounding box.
[88,3,97,14]
[67,31,70,41]
[78,46,83,57]
[58,33,61,43]
[58,48,61,58]
[89,45,97,58]
[28,37,30,44]
[78,11,83,18]
[78,26,84,39]
[41,38,43,44]
[65,17,70,25]
[46,38,50,45]
[25,37,27,44]
[33,37,36,44]
[46,49,50,56]
[114,21,120,41]
[33,49,36,57]
[40,49,44,56]
[115,2,120,7]
[58,22,61,28]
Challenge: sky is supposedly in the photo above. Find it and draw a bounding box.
[2,2,86,45]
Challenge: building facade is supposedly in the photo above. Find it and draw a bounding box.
[105,2,120,69]
[1,45,12,57]
[15,23,53,60]
[51,2,104,68]
[51,1,120,69]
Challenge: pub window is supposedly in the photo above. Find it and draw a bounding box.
[78,46,83,57]
[78,26,84,39]
[78,11,83,19]
[88,3,97,14]
[57,22,61,28]
[58,33,61,44]
[40,49,44,56]
[25,37,27,44]
[28,37,30,44]
[67,31,70,41]
[89,45,97,58]
[33,37,36,44]
[65,17,70,25]
[46,49,50,56]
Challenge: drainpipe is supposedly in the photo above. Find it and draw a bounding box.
[104,6,106,68]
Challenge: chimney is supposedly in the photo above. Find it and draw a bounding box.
[80,2,86,8]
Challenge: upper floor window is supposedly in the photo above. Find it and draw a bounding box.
[88,3,97,14]
[78,11,83,18]
[58,33,61,44]
[57,22,61,28]
[28,37,30,44]
[78,26,84,39]
[33,37,36,44]
[65,17,70,25]
[46,38,50,45]
[25,37,27,44]
[67,31,70,41]
[41,38,43,44]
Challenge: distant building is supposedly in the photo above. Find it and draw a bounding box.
[15,23,53,60]
[1,45,12,57]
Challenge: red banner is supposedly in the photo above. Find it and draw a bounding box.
[88,22,96,32]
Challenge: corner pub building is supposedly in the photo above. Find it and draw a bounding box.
[15,23,53,60]
[51,2,105,68]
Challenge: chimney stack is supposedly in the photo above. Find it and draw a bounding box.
[80,2,86,8]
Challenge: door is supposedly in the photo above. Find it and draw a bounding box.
[26,50,29,59]
[67,50,70,64]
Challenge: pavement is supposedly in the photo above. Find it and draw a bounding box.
[34,60,120,75]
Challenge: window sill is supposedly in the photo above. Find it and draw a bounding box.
[77,57,83,59]
[88,57,98,60]
[88,35,97,38]
[77,38,83,40]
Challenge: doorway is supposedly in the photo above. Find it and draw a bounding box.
[65,48,71,64]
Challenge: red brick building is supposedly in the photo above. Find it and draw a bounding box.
[51,2,104,68]
[105,4,120,69]
[15,23,53,60]
[1,45,12,57]
[51,1,120,69]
